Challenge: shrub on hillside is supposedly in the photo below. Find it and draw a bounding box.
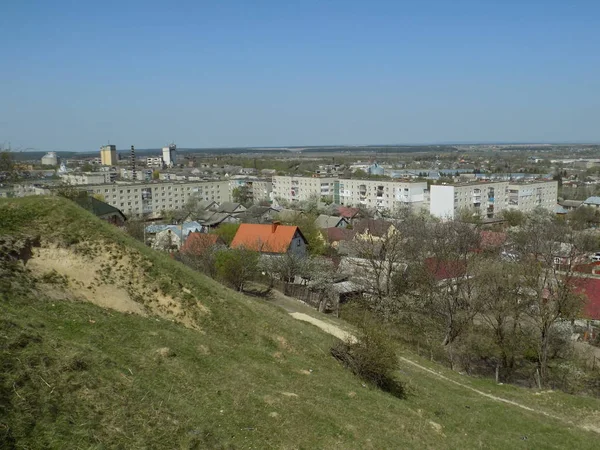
[331,316,405,399]
[214,248,260,291]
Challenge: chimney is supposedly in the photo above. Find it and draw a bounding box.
[271,221,280,233]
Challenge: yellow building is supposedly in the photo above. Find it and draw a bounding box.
[100,145,117,166]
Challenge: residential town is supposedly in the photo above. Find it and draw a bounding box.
[4,2,600,447]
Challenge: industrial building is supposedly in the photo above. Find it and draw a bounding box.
[100,145,118,166]
[41,152,59,166]
[162,144,177,168]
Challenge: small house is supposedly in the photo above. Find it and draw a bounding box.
[180,232,226,256]
[230,222,308,256]
[74,196,126,226]
[314,214,349,229]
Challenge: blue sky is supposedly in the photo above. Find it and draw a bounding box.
[1,0,599,151]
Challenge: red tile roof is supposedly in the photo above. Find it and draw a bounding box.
[230,223,304,253]
[180,232,223,256]
[337,206,360,219]
[480,231,507,250]
[425,258,467,281]
[572,277,600,320]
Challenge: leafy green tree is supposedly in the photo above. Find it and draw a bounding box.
[0,150,17,181]
[500,209,526,227]
[232,186,251,206]
[214,248,259,291]
[210,223,240,246]
[290,214,327,256]
[456,207,482,225]
[568,206,600,230]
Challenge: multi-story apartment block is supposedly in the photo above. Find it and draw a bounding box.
[146,156,163,167]
[229,179,273,203]
[272,176,427,210]
[336,179,428,210]
[430,182,508,220]
[507,181,558,212]
[430,180,558,220]
[272,176,338,203]
[61,172,116,185]
[82,180,230,216]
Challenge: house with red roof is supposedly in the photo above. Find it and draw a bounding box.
[480,231,507,251]
[230,222,308,256]
[424,258,468,281]
[180,232,225,256]
[336,206,362,221]
[572,277,600,320]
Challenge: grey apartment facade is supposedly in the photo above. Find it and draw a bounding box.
[83,180,231,216]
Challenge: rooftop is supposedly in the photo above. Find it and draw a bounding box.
[583,197,600,206]
[230,223,304,253]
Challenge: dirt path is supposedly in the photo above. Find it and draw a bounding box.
[289,312,356,342]
[284,308,600,435]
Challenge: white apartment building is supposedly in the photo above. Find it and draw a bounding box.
[229,179,273,203]
[507,181,558,212]
[146,156,163,167]
[82,180,230,216]
[337,179,427,210]
[272,176,427,210]
[430,180,558,220]
[272,176,338,203]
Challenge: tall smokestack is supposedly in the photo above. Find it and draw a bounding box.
[130,145,136,180]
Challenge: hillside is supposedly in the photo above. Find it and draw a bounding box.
[1,196,600,449]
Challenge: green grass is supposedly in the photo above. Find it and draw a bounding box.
[1,197,600,448]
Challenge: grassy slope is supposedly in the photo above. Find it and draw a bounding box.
[1,197,599,449]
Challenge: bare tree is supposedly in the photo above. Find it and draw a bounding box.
[509,209,586,384]
[260,252,308,284]
[474,260,532,380]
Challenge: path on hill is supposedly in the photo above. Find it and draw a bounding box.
[289,312,357,342]
[279,299,600,435]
